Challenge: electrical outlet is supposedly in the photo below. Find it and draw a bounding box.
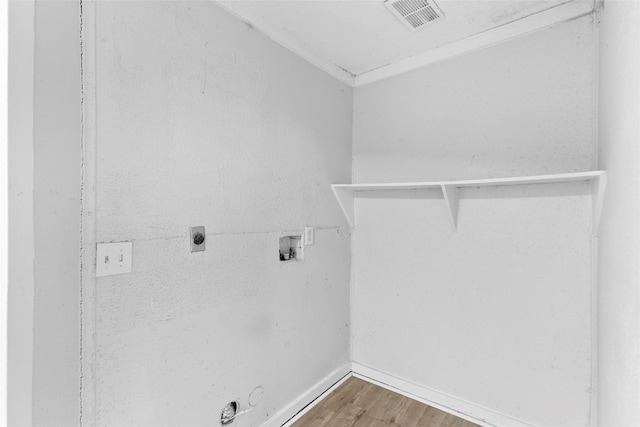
[304,226,314,245]
[96,241,133,277]
[190,226,206,252]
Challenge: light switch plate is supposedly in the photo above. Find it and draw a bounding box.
[96,241,133,277]
[304,226,314,245]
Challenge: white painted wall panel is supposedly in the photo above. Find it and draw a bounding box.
[597,1,640,425]
[352,185,593,426]
[354,17,595,183]
[92,2,352,425]
[32,1,82,425]
[96,230,349,426]
[7,2,35,425]
[96,1,351,243]
[352,16,596,427]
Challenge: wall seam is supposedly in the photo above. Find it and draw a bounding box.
[590,8,600,427]
[79,0,98,424]
[349,84,356,364]
[78,1,85,425]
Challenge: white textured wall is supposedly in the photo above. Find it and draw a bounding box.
[352,16,596,426]
[597,1,640,425]
[90,2,352,425]
[354,18,595,183]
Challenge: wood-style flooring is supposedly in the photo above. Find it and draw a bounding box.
[292,377,480,427]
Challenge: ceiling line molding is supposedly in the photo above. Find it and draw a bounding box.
[213,1,356,87]
[354,0,595,87]
[214,0,594,88]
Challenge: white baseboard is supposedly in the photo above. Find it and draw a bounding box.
[261,363,352,427]
[280,371,353,427]
[263,362,535,427]
[351,362,535,427]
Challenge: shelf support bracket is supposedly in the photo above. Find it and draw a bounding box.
[592,172,607,236]
[332,186,355,228]
[441,184,459,232]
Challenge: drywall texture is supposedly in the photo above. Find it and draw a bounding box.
[31,1,82,425]
[597,1,640,425]
[352,16,596,427]
[91,2,352,425]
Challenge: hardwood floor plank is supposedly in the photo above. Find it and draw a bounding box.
[393,398,429,427]
[292,377,480,427]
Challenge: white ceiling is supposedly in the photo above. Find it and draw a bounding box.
[215,0,595,86]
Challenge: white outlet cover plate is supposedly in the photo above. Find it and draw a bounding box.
[96,241,133,277]
[304,227,314,245]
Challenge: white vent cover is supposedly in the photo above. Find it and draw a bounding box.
[384,0,445,31]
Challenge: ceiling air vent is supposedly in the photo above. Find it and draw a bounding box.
[384,0,445,31]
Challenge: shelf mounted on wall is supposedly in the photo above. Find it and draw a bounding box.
[332,171,607,235]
